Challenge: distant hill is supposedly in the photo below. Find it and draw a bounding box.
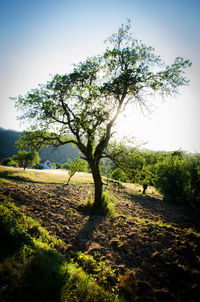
[0,128,79,163]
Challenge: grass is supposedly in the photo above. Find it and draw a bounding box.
[0,195,123,302]
[124,182,162,198]
[86,191,117,217]
[0,166,94,185]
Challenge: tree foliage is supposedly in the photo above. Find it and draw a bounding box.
[154,153,200,209]
[13,20,191,209]
[12,150,40,170]
[1,157,18,168]
[66,158,87,185]
[107,141,154,193]
[110,168,127,182]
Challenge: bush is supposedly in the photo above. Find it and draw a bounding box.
[154,154,200,209]
[1,157,18,167]
[186,155,200,210]
[62,162,70,170]
[54,162,62,169]
[154,155,188,203]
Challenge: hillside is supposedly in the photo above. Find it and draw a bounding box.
[0,128,79,163]
[0,168,200,301]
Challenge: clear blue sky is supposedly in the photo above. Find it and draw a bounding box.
[0,0,199,152]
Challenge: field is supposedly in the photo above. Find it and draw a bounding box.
[0,166,200,301]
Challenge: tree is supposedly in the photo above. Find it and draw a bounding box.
[12,150,40,170]
[13,20,191,209]
[107,142,153,193]
[66,158,86,185]
[54,162,62,169]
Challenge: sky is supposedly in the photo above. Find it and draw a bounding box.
[0,0,199,152]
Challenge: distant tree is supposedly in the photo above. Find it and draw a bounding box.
[99,158,115,177]
[55,162,62,169]
[13,20,191,209]
[62,162,70,170]
[107,142,155,194]
[12,150,40,170]
[66,158,86,185]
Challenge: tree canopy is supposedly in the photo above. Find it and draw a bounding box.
[12,150,40,170]
[14,20,191,209]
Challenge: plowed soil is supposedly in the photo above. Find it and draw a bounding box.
[1,180,200,302]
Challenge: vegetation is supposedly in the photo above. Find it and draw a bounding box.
[110,168,127,183]
[12,150,40,170]
[66,158,88,185]
[13,20,191,210]
[87,191,116,217]
[0,167,200,301]
[0,128,79,164]
[107,142,155,194]
[0,198,121,302]
[1,157,18,168]
[108,142,200,210]
[154,153,200,209]
[0,166,93,185]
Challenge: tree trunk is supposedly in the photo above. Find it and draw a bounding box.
[89,159,103,209]
[66,175,72,186]
[142,184,148,194]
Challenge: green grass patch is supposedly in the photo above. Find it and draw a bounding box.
[0,195,122,301]
[86,191,117,217]
[183,227,200,237]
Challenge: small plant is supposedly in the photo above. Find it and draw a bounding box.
[86,191,116,217]
[87,192,93,208]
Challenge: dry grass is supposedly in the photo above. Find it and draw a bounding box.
[124,182,162,198]
[0,166,94,185]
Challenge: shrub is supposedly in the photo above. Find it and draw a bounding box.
[154,155,189,203]
[186,155,200,210]
[154,154,200,209]
[1,157,18,167]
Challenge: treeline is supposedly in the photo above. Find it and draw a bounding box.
[108,146,200,211]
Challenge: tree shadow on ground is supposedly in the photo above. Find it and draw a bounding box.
[68,206,105,253]
[124,190,200,230]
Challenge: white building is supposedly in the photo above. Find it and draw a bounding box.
[40,159,53,169]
